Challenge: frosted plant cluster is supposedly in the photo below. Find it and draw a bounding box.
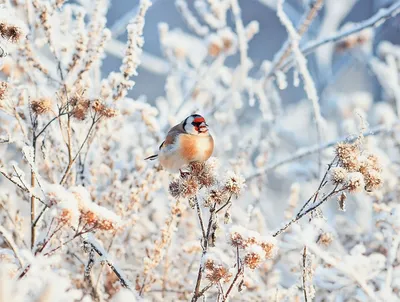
[0,0,399,301]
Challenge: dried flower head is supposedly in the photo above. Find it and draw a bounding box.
[204,259,232,283]
[338,192,347,211]
[346,172,365,193]
[189,160,217,187]
[244,245,264,269]
[72,186,121,231]
[0,81,9,100]
[335,28,372,52]
[31,98,52,115]
[92,99,118,118]
[363,168,382,192]
[57,208,74,225]
[181,176,199,198]
[0,22,22,42]
[169,178,182,198]
[330,167,348,184]
[259,237,278,259]
[317,232,333,247]
[335,142,360,171]
[205,189,226,206]
[207,33,223,57]
[229,225,248,249]
[224,171,246,197]
[71,96,90,121]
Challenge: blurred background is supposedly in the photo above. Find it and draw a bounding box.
[104,0,400,104]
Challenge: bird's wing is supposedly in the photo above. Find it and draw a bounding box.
[159,123,185,150]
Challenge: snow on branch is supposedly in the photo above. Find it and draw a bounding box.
[281,1,400,72]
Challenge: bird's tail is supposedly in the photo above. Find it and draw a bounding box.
[144,154,158,160]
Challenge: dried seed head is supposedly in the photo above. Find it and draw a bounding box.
[346,172,365,193]
[204,259,232,283]
[317,232,333,247]
[363,168,382,192]
[207,34,223,57]
[92,99,118,118]
[229,228,247,249]
[189,160,217,187]
[72,99,90,121]
[0,81,9,100]
[244,245,264,269]
[335,143,360,171]
[338,192,346,211]
[206,189,226,205]
[224,171,246,197]
[181,176,199,198]
[169,179,182,198]
[0,22,23,42]
[31,98,52,115]
[259,239,277,259]
[330,167,348,184]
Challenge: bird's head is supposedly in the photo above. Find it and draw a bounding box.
[183,114,209,136]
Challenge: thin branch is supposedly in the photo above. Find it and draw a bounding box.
[83,237,131,289]
[34,111,69,139]
[0,225,24,268]
[59,116,100,185]
[266,0,324,78]
[195,196,206,240]
[272,184,342,237]
[302,246,308,302]
[247,121,399,181]
[280,1,400,73]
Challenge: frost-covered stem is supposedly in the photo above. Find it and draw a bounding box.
[231,0,247,85]
[307,242,379,301]
[84,239,131,289]
[302,246,308,302]
[0,225,24,268]
[36,222,66,255]
[280,0,400,73]
[247,121,399,181]
[95,230,117,289]
[297,158,336,215]
[277,0,323,177]
[30,125,37,250]
[34,110,69,139]
[273,184,343,237]
[215,194,233,214]
[0,170,46,205]
[60,115,100,185]
[224,247,243,301]
[195,196,206,240]
[192,202,216,301]
[84,248,95,280]
[267,0,324,78]
[14,109,28,139]
[384,234,400,294]
[32,204,48,229]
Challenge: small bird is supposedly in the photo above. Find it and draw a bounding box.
[145,114,214,172]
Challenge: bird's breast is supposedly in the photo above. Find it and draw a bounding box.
[179,134,214,162]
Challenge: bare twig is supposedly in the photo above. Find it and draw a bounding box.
[84,238,131,289]
[280,1,400,74]
[266,0,324,78]
[0,225,24,268]
[60,115,101,185]
[302,246,308,302]
[247,121,399,181]
[272,184,342,237]
[224,247,243,301]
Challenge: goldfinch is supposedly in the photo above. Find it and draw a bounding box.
[145,114,214,172]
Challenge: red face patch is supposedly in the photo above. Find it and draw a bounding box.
[193,117,205,123]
